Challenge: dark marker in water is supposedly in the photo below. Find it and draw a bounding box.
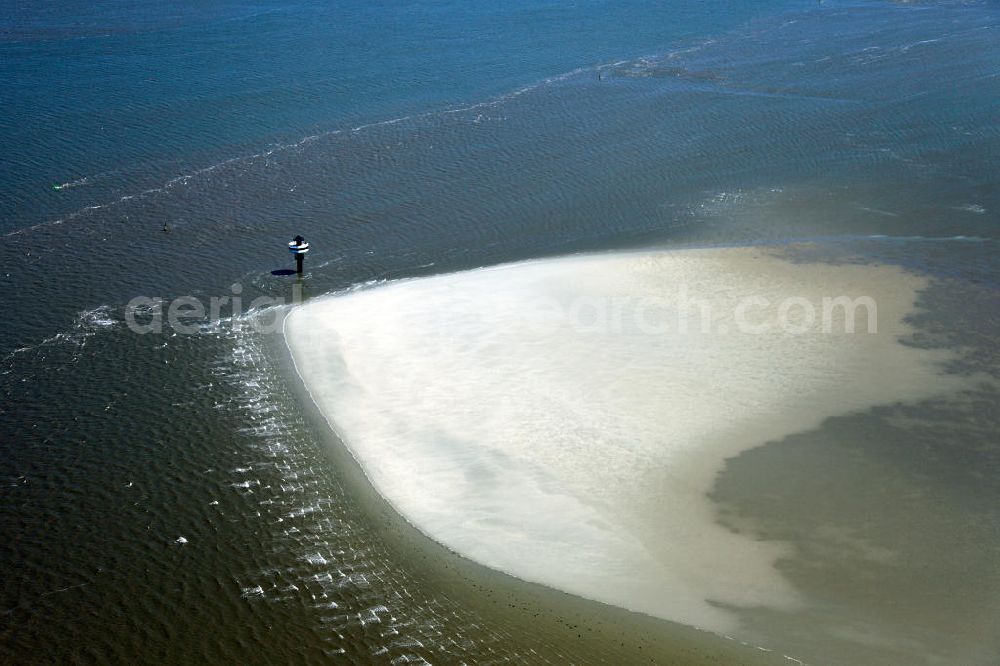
[288,234,310,275]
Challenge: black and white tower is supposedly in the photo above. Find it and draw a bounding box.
[288,235,310,275]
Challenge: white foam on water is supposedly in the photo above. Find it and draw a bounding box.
[284,247,964,634]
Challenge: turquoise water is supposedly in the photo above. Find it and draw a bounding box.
[1,0,999,663]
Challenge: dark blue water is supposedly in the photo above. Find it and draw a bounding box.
[2,0,998,663]
[0,0,811,236]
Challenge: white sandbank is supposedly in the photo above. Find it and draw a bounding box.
[284,247,962,634]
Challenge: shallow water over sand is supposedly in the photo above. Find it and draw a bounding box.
[285,246,984,661]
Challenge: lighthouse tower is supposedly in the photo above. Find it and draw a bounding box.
[288,235,310,275]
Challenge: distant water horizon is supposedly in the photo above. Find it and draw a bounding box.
[2,0,998,663]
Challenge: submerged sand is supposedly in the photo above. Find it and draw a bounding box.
[284,246,964,640]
